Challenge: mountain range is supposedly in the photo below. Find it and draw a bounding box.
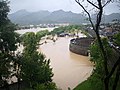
[8,9,120,25]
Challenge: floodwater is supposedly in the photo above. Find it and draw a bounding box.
[15,27,55,34]
[39,37,93,90]
[16,29,93,90]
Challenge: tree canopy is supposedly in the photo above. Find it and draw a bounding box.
[75,0,120,90]
[0,0,19,88]
[21,32,55,89]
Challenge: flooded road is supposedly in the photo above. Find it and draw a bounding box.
[39,37,93,90]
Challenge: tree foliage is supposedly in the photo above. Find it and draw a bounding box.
[0,0,19,88]
[0,1,56,90]
[113,32,120,46]
[36,30,49,42]
[75,0,120,90]
[21,32,54,89]
[50,25,82,35]
[35,82,57,90]
[90,37,120,90]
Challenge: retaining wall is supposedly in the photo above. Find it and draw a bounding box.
[69,38,94,56]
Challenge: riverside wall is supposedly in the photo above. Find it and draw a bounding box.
[69,38,94,56]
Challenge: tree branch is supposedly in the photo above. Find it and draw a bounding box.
[97,0,109,75]
[87,0,99,9]
[102,0,112,8]
[75,0,96,32]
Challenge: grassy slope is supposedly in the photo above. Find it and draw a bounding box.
[74,75,120,90]
[73,78,96,90]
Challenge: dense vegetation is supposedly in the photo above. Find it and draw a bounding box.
[50,25,83,36]
[74,33,120,90]
[0,0,20,88]
[0,1,56,90]
[75,0,120,90]
[20,32,57,90]
[36,30,49,41]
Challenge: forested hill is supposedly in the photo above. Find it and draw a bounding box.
[8,9,86,25]
[8,9,120,25]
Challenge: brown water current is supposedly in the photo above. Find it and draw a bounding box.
[39,37,93,90]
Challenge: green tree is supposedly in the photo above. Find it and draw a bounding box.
[12,52,23,90]
[36,30,49,42]
[35,82,57,90]
[0,0,19,89]
[51,25,82,37]
[75,0,120,90]
[21,32,54,89]
[90,37,120,90]
[90,38,113,89]
[113,32,120,46]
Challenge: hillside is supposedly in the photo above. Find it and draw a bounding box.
[8,9,120,25]
[8,10,87,25]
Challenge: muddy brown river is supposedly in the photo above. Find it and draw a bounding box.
[39,37,93,90]
[16,29,93,90]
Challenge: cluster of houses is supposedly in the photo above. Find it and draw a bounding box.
[69,21,120,56]
[84,22,120,38]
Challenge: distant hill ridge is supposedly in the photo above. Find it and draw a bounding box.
[8,9,120,25]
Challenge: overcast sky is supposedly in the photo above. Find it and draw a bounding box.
[9,0,120,15]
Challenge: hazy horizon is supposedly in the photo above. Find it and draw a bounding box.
[9,0,120,15]
[10,9,120,15]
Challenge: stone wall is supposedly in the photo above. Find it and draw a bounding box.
[69,38,94,56]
